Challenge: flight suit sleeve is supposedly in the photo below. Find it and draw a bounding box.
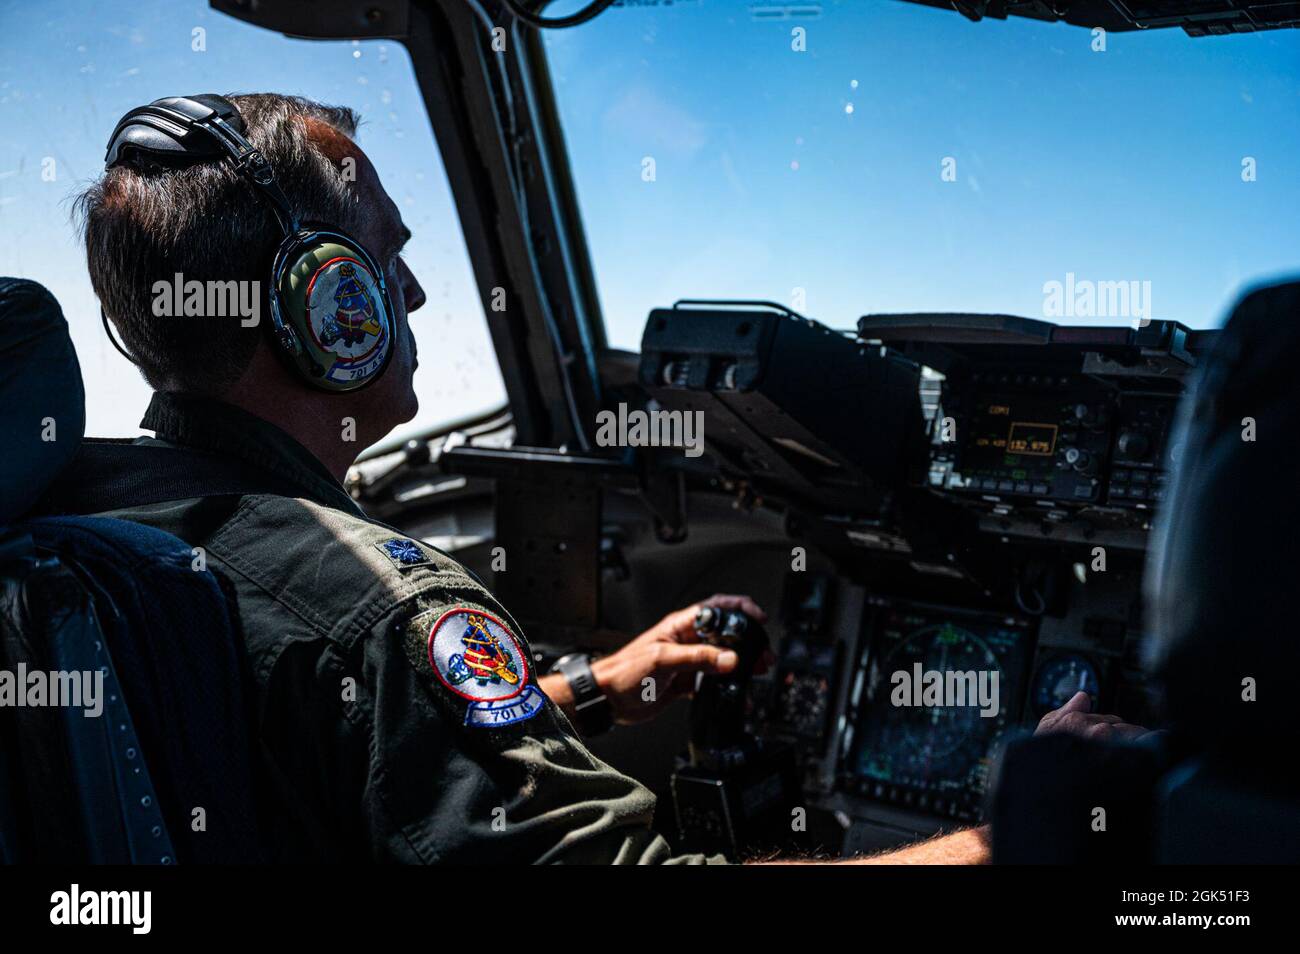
[346,566,724,864]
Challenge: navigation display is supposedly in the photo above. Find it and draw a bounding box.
[846,601,1035,821]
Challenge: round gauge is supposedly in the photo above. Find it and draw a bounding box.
[1031,653,1101,717]
[779,671,830,737]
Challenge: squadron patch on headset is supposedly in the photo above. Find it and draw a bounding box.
[304,256,388,385]
[376,538,434,569]
[421,606,545,728]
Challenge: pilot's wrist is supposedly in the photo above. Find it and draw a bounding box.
[538,672,575,711]
[547,653,614,737]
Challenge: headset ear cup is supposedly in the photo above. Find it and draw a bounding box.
[270,230,395,392]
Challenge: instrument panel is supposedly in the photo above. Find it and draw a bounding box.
[775,319,1207,843]
[640,305,1214,850]
[893,318,1208,541]
[936,383,1180,511]
[1107,396,1179,506]
[1030,652,1102,717]
[755,581,1150,840]
[942,373,1114,503]
[841,599,1036,822]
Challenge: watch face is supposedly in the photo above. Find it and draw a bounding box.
[560,655,597,694]
[552,653,583,673]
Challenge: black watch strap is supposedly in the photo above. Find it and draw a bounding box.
[551,653,613,737]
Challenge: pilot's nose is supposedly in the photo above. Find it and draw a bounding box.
[399,257,426,314]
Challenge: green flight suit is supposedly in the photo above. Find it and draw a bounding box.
[104,391,720,864]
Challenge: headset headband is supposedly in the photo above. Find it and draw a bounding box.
[105,94,298,233]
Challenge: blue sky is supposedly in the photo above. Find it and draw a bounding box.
[543,1,1300,349]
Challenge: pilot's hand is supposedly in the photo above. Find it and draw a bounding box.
[589,594,769,725]
[1034,690,1151,742]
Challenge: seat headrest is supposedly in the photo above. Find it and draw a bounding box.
[0,278,86,526]
[1145,278,1300,747]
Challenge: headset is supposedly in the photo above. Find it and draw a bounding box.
[103,94,395,392]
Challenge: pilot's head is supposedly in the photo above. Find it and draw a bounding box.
[76,93,426,451]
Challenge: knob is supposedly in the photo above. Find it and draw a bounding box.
[1065,447,1095,474]
[1117,430,1151,461]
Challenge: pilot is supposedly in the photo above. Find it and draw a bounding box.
[75,92,1136,864]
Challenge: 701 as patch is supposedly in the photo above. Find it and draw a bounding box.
[424,607,545,728]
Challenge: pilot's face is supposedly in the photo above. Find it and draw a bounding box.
[307,120,426,431]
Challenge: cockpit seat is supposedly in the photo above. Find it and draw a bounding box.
[1142,277,1300,862]
[0,278,262,862]
[1144,278,1300,752]
[0,279,85,525]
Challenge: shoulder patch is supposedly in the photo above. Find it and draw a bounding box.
[421,606,545,728]
[376,537,434,569]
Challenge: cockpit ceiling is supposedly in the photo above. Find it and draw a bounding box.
[897,0,1299,36]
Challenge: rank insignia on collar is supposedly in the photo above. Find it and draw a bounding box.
[424,607,544,728]
[376,538,433,569]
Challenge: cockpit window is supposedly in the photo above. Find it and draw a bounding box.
[542,1,1300,348]
[0,0,505,450]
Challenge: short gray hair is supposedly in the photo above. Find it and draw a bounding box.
[75,93,362,393]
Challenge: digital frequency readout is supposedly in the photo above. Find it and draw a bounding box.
[971,416,1059,458]
[1006,422,1058,456]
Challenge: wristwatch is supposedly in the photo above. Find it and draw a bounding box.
[550,653,614,737]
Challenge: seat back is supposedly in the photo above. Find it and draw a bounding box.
[1,531,177,863]
[989,731,1165,864]
[1156,756,1300,863]
[1144,279,1300,749]
[0,278,263,863]
[1141,278,1300,863]
[0,279,85,526]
